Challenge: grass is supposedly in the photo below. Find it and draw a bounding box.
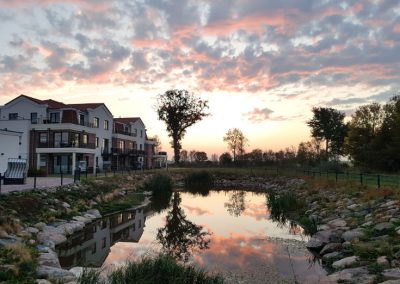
[77,254,224,284]
[95,194,146,215]
[0,243,37,283]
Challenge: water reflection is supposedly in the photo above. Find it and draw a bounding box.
[224,191,246,217]
[56,206,147,269]
[156,192,211,261]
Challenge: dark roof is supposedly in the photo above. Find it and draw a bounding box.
[5,94,44,106]
[42,99,70,109]
[114,117,140,124]
[5,94,69,109]
[68,103,104,111]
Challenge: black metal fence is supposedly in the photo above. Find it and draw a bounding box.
[261,166,400,188]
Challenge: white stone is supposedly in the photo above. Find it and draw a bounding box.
[327,218,347,228]
[332,256,359,269]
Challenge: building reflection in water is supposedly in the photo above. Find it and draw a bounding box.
[56,206,148,269]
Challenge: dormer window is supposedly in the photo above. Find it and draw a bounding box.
[50,112,60,123]
[9,113,18,120]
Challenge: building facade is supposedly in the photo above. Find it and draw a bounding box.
[0,129,23,174]
[0,95,165,175]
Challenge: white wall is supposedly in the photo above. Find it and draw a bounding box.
[87,105,113,170]
[0,131,23,174]
[0,120,31,163]
[0,97,47,121]
[131,119,146,151]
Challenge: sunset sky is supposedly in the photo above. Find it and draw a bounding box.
[0,0,399,158]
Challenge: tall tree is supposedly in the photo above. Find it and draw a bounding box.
[219,152,232,165]
[223,128,248,161]
[180,150,188,163]
[157,90,209,163]
[194,151,208,162]
[307,107,346,158]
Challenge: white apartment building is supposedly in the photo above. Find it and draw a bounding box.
[0,94,162,175]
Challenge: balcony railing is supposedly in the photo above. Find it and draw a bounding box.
[111,148,146,156]
[32,118,95,128]
[113,129,137,137]
[37,142,96,149]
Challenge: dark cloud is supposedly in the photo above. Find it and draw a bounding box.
[243,108,274,122]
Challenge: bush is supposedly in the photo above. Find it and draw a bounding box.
[185,171,214,190]
[107,254,223,284]
[144,174,173,194]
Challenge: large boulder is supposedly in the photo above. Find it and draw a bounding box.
[37,266,76,282]
[342,228,365,242]
[328,267,374,284]
[383,268,400,280]
[332,256,359,269]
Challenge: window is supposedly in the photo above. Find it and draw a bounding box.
[82,134,88,145]
[39,133,48,144]
[93,117,99,128]
[104,120,109,130]
[49,112,60,123]
[117,213,123,224]
[140,130,143,137]
[91,242,96,254]
[79,114,85,125]
[133,128,137,136]
[54,132,69,147]
[102,138,109,150]
[118,140,125,150]
[96,137,99,148]
[9,113,18,120]
[139,144,142,150]
[72,133,79,147]
[101,237,106,249]
[40,156,47,167]
[31,113,38,124]
[96,156,99,167]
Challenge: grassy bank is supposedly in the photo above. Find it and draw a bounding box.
[78,254,223,284]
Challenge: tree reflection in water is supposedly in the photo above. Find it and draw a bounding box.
[156,192,211,262]
[224,191,246,217]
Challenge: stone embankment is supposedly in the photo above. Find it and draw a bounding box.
[215,176,400,284]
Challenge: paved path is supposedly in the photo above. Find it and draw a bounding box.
[0,177,75,194]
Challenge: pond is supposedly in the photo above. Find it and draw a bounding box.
[56,190,330,283]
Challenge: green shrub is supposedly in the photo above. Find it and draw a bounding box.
[107,254,223,284]
[144,174,173,194]
[184,171,214,196]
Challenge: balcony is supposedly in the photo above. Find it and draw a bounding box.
[33,118,95,128]
[113,129,137,137]
[111,148,146,156]
[37,142,96,149]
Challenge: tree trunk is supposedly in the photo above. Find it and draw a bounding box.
[173,137,181,164]
[325,139,329,160]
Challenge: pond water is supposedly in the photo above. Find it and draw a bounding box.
[56,190,330,283]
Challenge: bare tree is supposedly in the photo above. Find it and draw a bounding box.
[223,128,248,161]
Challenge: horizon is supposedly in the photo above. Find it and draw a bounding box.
[0,0,399,159]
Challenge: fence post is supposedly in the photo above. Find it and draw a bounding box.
[360,173,363,185]
[61,170,63,186]
[34,171,37,189]
[377,174,381,188]
[335,171,338,182]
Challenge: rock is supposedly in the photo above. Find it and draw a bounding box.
[83,213,97,220]
[383,268,400,280]
[374,222,395,232]
[72,216,91,224]
[347,204,360,211]
[26,227,40,234]
[0,238,18,247]
[69,267,83,278]
[381,200,398,208]
[38,252,61,268]
[61,202,71,209]
[332,256,359,269]
[86,209,102,218]
[36,280,52,284]
[34,222,46,230]
[37,231,66,246]
[320,243,342,255]
[378,280,400,284]
[322,251,342,261]
[328,267,374,284]
[327,218,347,228]
[342,241,352,249]
[57,221,85,235]
[377,256,390,268]
[342,228,365,242]
[361,221,373,228]
[37,265,76,282]
[306,237,324,250]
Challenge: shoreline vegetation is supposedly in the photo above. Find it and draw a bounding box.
[0,168,400,283]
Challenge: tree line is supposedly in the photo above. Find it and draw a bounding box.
[156,89,400,172]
